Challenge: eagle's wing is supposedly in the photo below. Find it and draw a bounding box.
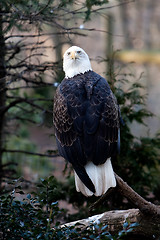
[86,79,119,165]
[54,86,76,147]
[76,73,120,165]
[54,83,96,193]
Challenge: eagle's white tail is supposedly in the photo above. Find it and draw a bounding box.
[74,158,116,197]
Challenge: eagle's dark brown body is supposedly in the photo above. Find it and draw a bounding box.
[53,70,120,194]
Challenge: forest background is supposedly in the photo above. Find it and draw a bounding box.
[0,0,160,239]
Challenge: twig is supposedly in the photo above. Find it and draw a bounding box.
[89,187,115,212]
[33,0,52,17]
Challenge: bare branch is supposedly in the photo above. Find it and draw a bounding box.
[1,162,18,168]
[7,96,53,102]
[5,73,55,86]
[115,173,160,216]
[7,116,37,124]
[3,149,59,158]
[5,31,86,41]
[32,0,52,17]
[90,173,160,217]
[89,187,115,212]
[0,97,52,117]
[5,84,52,91]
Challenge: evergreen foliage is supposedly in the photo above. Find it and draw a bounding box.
[0,178,138,240]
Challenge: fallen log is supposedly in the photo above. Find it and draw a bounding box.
[62,208,160,239]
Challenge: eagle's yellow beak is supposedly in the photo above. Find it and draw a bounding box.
[70,51,79,60]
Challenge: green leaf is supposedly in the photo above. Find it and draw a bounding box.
[129,222,139,228]
[27,194,31,199]
[123,222,129,229]
[101,224,108,231]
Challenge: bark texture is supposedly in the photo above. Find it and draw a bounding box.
[62,208,160,239]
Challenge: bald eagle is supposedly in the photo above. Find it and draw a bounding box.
[53,46,120,197]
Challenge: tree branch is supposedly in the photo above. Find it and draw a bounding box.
[32,0,52,17]
[115,173,160,216]
[8,116,38,124]
[2,149,59,158]
[90,173,160,217]
[0,97,52,117]
[7,95,53,102]
[5,31,86,41]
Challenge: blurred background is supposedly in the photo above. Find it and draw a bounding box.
[0,0,160,219]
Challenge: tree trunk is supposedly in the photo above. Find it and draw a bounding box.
[119,0,133,49]
[0,7,6,185]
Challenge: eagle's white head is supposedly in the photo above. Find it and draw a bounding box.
[63,46,92,78]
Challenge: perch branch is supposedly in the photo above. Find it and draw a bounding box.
[90,173,160,217]
[115,173,160,216]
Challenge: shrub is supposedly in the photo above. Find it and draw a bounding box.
[0,178,138,240]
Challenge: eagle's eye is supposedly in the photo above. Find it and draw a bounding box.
[67,52,71,56]
[77,51,81,54]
